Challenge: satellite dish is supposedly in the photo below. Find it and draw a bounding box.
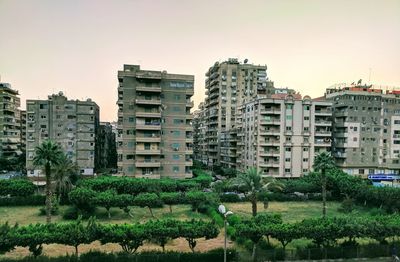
[244,59,248,64]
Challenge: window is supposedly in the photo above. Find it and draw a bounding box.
[353,127,358,131]
[304,105,310,110]
[353,137,358,142]
[286,104,293,109]
[173,166,180,173]
[304,116,309,121]
[304,137,309,143]
[172,130,181,137]
[395,120,400,125]
[39,104,48,109]
[41,115,47,119]
[303,147,309,152]
[286,115,292,120]
[286,136,291,142]
[285,147,291,152]
[304,127,309,132]
[303,158,309,162]
[285,168,291,173]
[173,119,184,125]
[173,155,180,160]
[174,94,181,100]
[40,125,47,129]
[359,169,365,174]
[128,117,135,122]
[144,143,151,150]
[285,158,291,162]
[127,142,134,148]
[173,106,181,112]
[303,169,308,173]
[126,155,134,160]
[286,126,292,131]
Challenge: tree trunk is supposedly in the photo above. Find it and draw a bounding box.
[322,169,327,218]
[169,205,172,213]
[75,245,79,256]
[107,208,111,219]
[251,198,257,217]
[148,206,154,217]
[45,163,52,224]
[252,242,257,262]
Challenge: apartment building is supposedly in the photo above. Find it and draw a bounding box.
[326,84,400,176]
[26,92,99,177]
[202,58,275,168]
[20,110,26,153]
[0,83,22,159]
[193,103,207,164]
[236,94,332,177]
[97,122,117,171]
[116,65,194,179]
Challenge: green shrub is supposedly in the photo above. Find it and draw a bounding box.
[0,179,36,197]
[0,195,45,206]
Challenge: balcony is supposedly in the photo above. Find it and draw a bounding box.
[135,173,161,179]
[260,140,280,146]
[136,123,161,130]
[135,149,161,155]
[135,111,161,118]
[315,120,331,126]
[260,109,281,115]
[186,148,194,154]
[186,101,194,108]
[135,160,161,167]
[260,130,281,136]
[260,119,281,125]
[259,151,280,157]
[136,136,161,143]
[315,138,331,147]
[260,161,280,168]
[315,109,332,116]
[135,71,162,80]
[185,160,193,166]
[135,86,161,92]
[135,99,161,105]
[334,152,347,158]
[314,130,332,136]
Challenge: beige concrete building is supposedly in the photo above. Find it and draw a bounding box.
[26,92,99,177]
[326,84,400,176]
[202,58,275,168]
[116,65,194,179]
[236,94,332,177]
[0,83,22,159]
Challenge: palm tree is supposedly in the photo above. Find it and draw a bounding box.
[231,167,284,217]
[33,140,63,223]
[313,151,336,218]
[53,154,78,202]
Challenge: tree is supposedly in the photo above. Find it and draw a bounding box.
[146,220,179,252]
[133,193,163,217]
[33,140,63,223]
[231,167,284,217]
[68,187,97,215]
[160,192,182,213]
[53,154,78,202]
[0,222,16,254]
[313,152,336,218]
[98,223,146,254]
[179,220,219,253]
[95,190,118,218]
[55,217,97,255]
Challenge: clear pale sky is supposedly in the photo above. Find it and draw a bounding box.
[0,0,399,121]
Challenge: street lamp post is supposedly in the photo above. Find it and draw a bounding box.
[218,204,233,262]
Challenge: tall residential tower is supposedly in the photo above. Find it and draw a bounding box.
[116,65,194,178]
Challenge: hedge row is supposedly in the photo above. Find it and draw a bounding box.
[0,249,238,262]
[0,195,45,206]
[0,180,36,197]
[68,188,218,218]
[232,213,400,250]
[76,174,212,195]
[0,219,219,257]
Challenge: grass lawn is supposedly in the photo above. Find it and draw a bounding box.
[224,201,372,223]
